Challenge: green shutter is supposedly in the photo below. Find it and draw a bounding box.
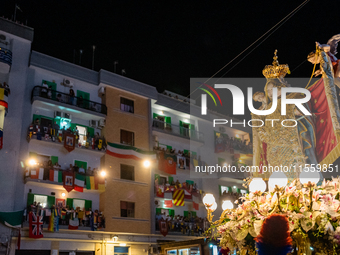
[219,185,222,196]
[166,145,172,150]
[47,196,55,208]
[191,211,196,217]
[51,156,58,165]
[66,198,74,209]
[237,188,241,194]
[85,200,92,210]
[70,123,76,132]
[156,208,162,215]
[183,149,189,155]
[32,114,40,123]
[184,211,188,217]
[186,180,194,185]
[153,113,158,119]
[168,176,173,185]
[27,193,34,207]
[76,90,90,109]
[165,116,171,124]
[74,160,87,170]
[169,209,175,217]
[87,127,94,138]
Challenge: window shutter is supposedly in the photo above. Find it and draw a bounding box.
[166,145,172,150]
[168,176,173,185]
[27,193,34,207]
[219,185,222,196]
[191,211,196,217]
[184,211,188,217]
[156,208,162,215]
[169,209,175,217]
[51,156,58,165]
[47,196,55,208]
[165,116,171,124]
[153,113,158,119]
[66,198,74,209]
[186,180,194,185]
[85,200,92,210]
[179,121,183,135]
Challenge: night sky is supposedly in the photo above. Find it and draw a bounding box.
[2,0,340,97]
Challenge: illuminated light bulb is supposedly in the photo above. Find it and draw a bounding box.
[29,159,37,166]
[61,193,65,197]
[299,167,320,185]
[119,243,127,247]
[143,160,151,168]
[100,171,106,177]
[203,193,215,207]
[222,200,234,210]
[249,178,266,193]
[209,202,217,212]
[268,171,288,191]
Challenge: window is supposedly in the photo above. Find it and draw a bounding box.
[120,130,134,146]
[220,185,230,195]
[73,199,85,209]
[120,97,134,113]
[114,246,129,255]
[120,201,135,218]
[76,125,87,146]
[33,195,48,208]
[120,164,135,181]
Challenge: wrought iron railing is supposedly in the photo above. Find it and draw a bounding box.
[31,86,107,115]
[152,119,204,141]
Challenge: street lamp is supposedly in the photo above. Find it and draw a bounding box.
[203,193,215,208]
[100,170,106,177]
[143,160,151,168]
[222,200,234,210]
[28,159,36,166]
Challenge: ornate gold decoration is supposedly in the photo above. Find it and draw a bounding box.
[320,119,324,123]
[262,50,290,79]
[314,99,317,104]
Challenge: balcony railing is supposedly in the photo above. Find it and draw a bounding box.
[31,86,107,115]
[152,119,204,142]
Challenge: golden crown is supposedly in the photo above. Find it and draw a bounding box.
[262,50,290,79]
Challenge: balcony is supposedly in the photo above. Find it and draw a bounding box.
[152,119,204,142]
[31,86,107,116]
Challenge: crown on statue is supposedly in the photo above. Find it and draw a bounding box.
[262,50,290,79]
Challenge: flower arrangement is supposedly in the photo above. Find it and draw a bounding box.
[210,178,340,255]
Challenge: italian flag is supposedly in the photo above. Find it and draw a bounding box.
[68,219,78,230]
[49,170,62,182]
[74,174,85,192]
[107,142,156,161]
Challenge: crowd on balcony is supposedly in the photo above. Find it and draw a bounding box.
[0,81,10,94]
[39,84,103,113]
[26,201,105,231]
[27,118,106,151]
[155,213,209,236]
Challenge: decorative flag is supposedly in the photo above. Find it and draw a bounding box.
[29,212,43,239]
[164,200,173,208]
[156,185,164,198]
[158,151,177,175]
[74,173,85,192]
[184,189,192,200]
[159,219,168,237]
[64,133,75,152]
[86,176,95,190]
[96,176,105,191]
[30,168,44,180]
[68,218,79,230]
[106,142,156,160]
[0,210,24,228]
[173,189,184,206]
[63,171,74,192]
[193,201,199,211]
[177,155,186,169]
[49,169,62,182]
[48,209,59,232]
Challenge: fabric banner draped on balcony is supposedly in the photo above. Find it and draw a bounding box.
[106,142,156,160]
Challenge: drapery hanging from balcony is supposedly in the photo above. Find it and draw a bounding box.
[106,142,156,160]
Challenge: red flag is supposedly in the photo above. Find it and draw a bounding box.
[64,133,75,152]
[158,151,176,175]
[159,219,168,237]
[164,200,173,208]
[156,185,164,198]
[193,201,199,210]
[29,212,43,239]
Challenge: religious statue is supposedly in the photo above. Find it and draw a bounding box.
[252,44,340,180]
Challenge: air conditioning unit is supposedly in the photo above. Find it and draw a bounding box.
[54,111,62,118]
[63,113,71,120]
[89,120,97,128]
[98,87,105,96]
[97,119,105,129]
[62,78,74,88]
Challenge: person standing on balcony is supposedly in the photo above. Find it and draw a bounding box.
[68,89,75,105]
[79,164,85,174]
[77,95,84,108]
[47,86,52,99]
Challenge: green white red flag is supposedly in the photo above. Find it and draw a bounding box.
[106,142,156,161]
